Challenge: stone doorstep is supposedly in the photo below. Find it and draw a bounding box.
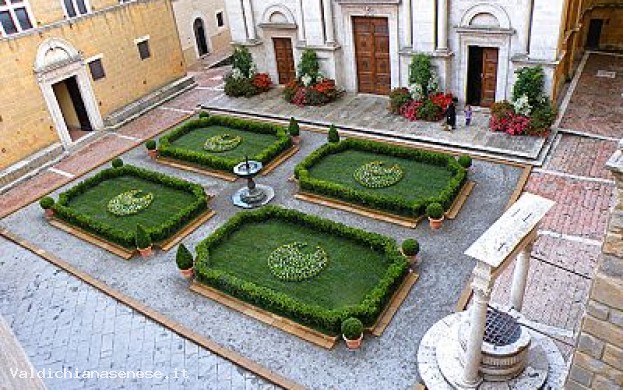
[0,143,65,194]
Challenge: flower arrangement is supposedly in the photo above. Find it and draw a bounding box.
[107,189,154,216]
[283,49,340,106]
[267,241,329,282]
[489,66,556,136]
[203,133,242,153]
[353,161,404,189]
[224,47,272,98]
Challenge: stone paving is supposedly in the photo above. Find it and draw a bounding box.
[0,237,277,390]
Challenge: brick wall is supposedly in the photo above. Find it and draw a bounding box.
[566,141,623,389]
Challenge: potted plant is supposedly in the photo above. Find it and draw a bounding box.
[341,317,363,349]
[39,196,55,218]
[288,117,301,145]
[458,155,472,170]
[111,158,124,168]
[328,124,340,143]
[145,140,158,159]
[401,239,420,269]
[426,202,444,230]
[135,224,152,257]
[176,243,194,279]
[198,111,210,119]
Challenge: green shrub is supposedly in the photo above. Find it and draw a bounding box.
[111,158,124,168]
[198,111,210,119]
[529,99,557,135]
[409,54,433,95]
[298,49,321,82]
[512,66,545,107]
[224,75,258,98]
[327,125,340,143]
[288,117,300,137]
[232,46,254,77]
[457,155,472,169]
[135,224,151,249]
[417,99,442,121]
[389,88,412,114]
[491,101,514,120]
[39,196,54,210]
[341,317,363,340]
[176,243,194,270]
[145,139,157,150]
[426,203,444,220]
[401,239,420,256]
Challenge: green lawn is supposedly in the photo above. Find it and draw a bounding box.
[66,175,198,234]
[170,125,279,159]
[205,219,390,310]
[308,149,455,201]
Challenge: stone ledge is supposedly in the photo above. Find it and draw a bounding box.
[0,143,65,194]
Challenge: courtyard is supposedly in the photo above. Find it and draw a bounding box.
[0,52,620,389]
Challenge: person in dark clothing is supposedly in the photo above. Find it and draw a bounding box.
[446,97,458,130]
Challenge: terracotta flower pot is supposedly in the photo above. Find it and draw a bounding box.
[343,334,363,350]
[138,246,153,258]
[44,209,54,218]
[180,267,194,279]
[147,149,158,159]
[400,249,418,271]
[291,135,300,145]
[428,216,444,230]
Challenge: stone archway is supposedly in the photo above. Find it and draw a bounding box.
[34,38,103,148]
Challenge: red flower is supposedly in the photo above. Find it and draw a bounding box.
[252,73,272,91]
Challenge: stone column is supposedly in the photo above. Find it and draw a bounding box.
[459,262,492,387]
[436,0,448,51]
[404,0,413,48]
[242,0,256,41]
[510,242,534,311]
[323,0,335,45]
[520,0,534,55]
[296,0,306,44]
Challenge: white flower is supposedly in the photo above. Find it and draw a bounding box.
[231,67,244,80]
[408,83,424,101]
[513,94,532,116]
[428,72,439,94]
[301,74,313,87]
[248,64,257,78]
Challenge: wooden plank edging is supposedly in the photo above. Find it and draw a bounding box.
[369,272,420,336]
[155,156,238,182]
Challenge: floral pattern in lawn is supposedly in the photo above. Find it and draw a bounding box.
[353,161,404,189]
[267,242,329,282]
[107,189,154,216]
[203,133,243,153]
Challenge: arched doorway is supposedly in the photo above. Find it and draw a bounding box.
[194,18,209,57]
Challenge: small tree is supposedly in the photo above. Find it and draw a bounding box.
[327,125,340,143]
[39,197,54,210]
[288,117,300,137]
[145,140,157,150]
[512,66,545,108]
[111,158,124,168]
[341,317,363,340]
[409,54,433,95]
[426,203,444,220]
[176,244,194,270]
[298,49,321,83]
[232,46,254,77]
[457,155,472,169]
[135,224,151,250]
[402,239,420,257]
[198,111,210,119]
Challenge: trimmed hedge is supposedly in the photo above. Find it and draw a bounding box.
[158,116,292,172]
[52,165,208,249]
[294,138,467,217]
[194,206,408,335]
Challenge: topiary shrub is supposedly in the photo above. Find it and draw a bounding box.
[111,158,124,168]
[298,49,321,83]
[145,139,157,150]
[512,66,545,108]
[457,155,472,169]
[401,239,420,257]
[232,46,254,77]
[288,117,300,137]
[341,317,363,340]
[39,196,54,210]
[327,125,340,143]
[135,224,151,250]
[198,111,210,119]
[426,202,444,220]
[409,54,433,96]
[176,243,194,270]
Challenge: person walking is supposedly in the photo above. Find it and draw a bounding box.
[464,104,473,126]
[446,97,457,130]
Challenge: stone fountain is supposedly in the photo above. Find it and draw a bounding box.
[231,157,274,209]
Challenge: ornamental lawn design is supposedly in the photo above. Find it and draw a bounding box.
[353,161,404,189]
[50,165,208,249]
[203,133,242,153]
[267,242,328,281]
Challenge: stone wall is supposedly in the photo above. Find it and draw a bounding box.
[565,141,623,390]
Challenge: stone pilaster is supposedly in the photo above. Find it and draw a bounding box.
[510,242,534,311]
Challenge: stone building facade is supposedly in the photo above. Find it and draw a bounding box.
[170,0,232,66]
[224,0,617,106]
[0,0,191,185]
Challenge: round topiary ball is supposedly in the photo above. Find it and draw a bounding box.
[458,155,472,169]
[199,111,210,119]
[402,239,420,257]
[341,317,363,340]
[39,196,54,210]
[111,158,124,168]
[145,139,157,150]
[426,202,444,220]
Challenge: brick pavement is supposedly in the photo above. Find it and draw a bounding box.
[0,236,276,390]
[543,134,617,180]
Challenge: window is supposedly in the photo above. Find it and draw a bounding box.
[0,0,33,36]
[137,40,150,60]
[63,0,89,18]
[216,11,224,28]
[88,58,105,80]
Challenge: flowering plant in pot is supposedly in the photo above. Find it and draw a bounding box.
[341,317,364,349]
[145,140,157,159]
[426,202,444,230]
[401,239,420,269]
[135,224,152,257]
[176,243,194,279]
[39,196,55,218]
[288,117,301,145]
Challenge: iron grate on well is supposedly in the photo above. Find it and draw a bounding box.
[483,307,521,347]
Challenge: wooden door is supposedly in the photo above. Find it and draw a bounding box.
[353,17,391,95]
[480,48,498,108]
[273,38,296,84]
